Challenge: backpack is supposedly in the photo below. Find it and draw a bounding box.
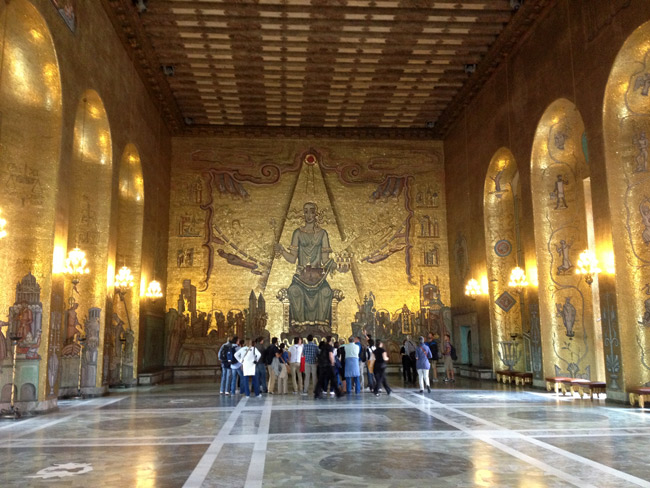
[219,343,231,363]
[227,346,238,365]
[430,342,440,360]
[360,346,367,363]
[450,344,457,361]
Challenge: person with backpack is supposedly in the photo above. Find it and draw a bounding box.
[229,339,244,394]
[426,332,440,383]
[354,336,366,391]
[415,336,433,393]
[443,333,456,383]
[365,339,377,392]
[218,336,234,395]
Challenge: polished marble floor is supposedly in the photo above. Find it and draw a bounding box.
[2,376,650,487]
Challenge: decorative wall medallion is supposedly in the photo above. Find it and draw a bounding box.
[495,291,516,312]
[494,239,512,257]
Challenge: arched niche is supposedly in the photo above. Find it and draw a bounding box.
[108,144,144,385]
[0,1,62,367]
[531,99,603,381]
[66,90,112,387]
[483,148,526,373]
[603,20,650,393]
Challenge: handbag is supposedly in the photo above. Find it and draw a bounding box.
[300,356,306,373]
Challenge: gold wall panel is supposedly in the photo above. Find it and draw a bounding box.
[67,90,113,388]
[483,148,526,372]
[168,138,449,340]
[0,0,62,399]
[111,144,144,382]
[603,20,650,390]
[531,99,603,380]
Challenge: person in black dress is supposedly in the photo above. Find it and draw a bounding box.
[373,339,392,396]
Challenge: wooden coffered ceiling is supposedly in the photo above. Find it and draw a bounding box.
[103,0,554,138]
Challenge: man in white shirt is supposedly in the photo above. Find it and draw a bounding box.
[288,336,303,394]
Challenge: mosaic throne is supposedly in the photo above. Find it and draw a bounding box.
[277,288,344,341]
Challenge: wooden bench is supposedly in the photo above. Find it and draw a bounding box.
[496,370,517,384]
[561,378,590,396]
[513,372,533,386]
[628,387,650,408]
[545,376,573,394]
[572,381,606,400]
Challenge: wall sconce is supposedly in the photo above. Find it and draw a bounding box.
[0,209,7,239]
[465,278,482,301]
[508,267,528,294]
[145,280,163,299]
[114,265,134,301]
[576,249,601,285]
[63,247,90,295]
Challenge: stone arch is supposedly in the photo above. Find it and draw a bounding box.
[531,98,603,381]
[0,0,62,334]
[108,144,144,385]
[603,19,650,394]
[67,90,113,387]
[483,148,526,373]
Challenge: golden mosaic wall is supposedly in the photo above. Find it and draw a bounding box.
[168,138,448,340]
[1,0,171,406]
[531,99,603,381]
[483,148,526,372]
[604,19,650,390]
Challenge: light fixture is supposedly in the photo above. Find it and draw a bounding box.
[145,279,163,299]
[114,265,134,297]
[465,278,481,301]
[576,249,601,285]
[0,209,6,239]
[508,266,529,293]
[63,247,90,295]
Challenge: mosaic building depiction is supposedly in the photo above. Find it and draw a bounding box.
[3,0,650,485]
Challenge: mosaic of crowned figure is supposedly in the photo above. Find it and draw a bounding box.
[274,202,349,326]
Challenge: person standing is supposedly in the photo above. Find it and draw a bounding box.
[314,336,341,398]
[302,334,319,395]
[400,340,413,384]
[366,338,376,392]
[373,339,392,396]
[288,336,303,394]
[255,337,267,393]
[343,336,361,394]
[354,336,365,391]
[229,339,244,395]
[235,339,262,397]
[426,332,440,383]
[218,336,233,395]
[415,336,432,393]
[271,350,288,395]
[404,335,417,384]
[443,333,455,383]
[265,337,279,394]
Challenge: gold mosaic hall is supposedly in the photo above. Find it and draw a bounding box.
[3,0,650,487]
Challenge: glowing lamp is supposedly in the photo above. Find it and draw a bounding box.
[145,280,163,299]
[576,249,601,285]
[465,278,481,301]
[508,267,528,293]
